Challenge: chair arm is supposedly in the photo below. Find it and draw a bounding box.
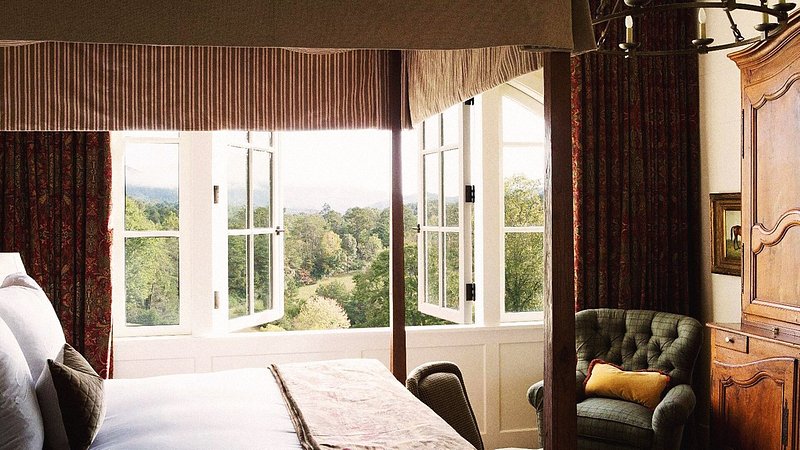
[527,371,586,412]
[652,384,695,450]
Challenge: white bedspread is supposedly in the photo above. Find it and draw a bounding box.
[91,369,302,450]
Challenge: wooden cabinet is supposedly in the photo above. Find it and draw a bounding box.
[710,325,797,450]
[733,13,800,337]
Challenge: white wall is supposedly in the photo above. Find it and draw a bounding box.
[697,7,760,443]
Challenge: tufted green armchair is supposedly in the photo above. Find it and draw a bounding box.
[528,309,702,450]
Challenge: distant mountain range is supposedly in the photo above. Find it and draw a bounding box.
[126,186,177,204]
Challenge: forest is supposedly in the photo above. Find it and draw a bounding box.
[124,174,544,330]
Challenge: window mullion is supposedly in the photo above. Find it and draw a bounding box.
[247,148,255,316]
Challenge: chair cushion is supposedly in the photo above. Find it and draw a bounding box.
[584,359,670,409]
[577,397,653,448]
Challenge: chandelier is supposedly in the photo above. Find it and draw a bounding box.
[593,0,796,56]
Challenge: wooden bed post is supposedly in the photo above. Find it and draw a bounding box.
[388,49,407,383]
[542,51,577,449]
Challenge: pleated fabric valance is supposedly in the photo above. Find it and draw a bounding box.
[0,1,592,131]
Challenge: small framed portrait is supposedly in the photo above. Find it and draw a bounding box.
[711,193,742,276]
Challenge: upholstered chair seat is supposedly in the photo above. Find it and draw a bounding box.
[528,309,702,450]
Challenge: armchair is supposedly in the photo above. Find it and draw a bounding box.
[528,309,702,450]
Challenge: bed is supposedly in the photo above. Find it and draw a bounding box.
[0,272,474,450]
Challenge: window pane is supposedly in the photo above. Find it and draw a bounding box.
[228,235,249,319]
[254,234,271,313]
[250,131,272,148]
[125,143,179,231]
[125,237,179,326]
[444,232,459,309]
[502,96,543,143]
[425,232,440,305]
[505,232,544,313]
[442,105,460,147]
[424,153,440,226]
[504,146,545,227]
[227,147,248,229]
[443,149,459,227]
[253,150,272,228]
[423,116,440,150]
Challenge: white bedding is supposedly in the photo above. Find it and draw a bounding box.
[90,369,302,450]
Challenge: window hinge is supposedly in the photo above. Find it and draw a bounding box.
[465,185,476,203]
[213,185,220,204]
[213,291,220,309]
[415,224,421,234]
[466,283,476,301]
[782,399,789,447]
[464,98,475,106]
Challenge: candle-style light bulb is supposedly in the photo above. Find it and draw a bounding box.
[763,10,770,24]
[625,15,634,43]
[698,8,707,39]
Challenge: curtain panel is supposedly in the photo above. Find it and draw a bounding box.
[571,2,701,317]
[0,132,113,377]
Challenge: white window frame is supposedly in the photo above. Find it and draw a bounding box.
[112,131,284,338]
[499,83,546,323]
[417,102,474,324]
[111,132,193,337]
[215,131,285,332]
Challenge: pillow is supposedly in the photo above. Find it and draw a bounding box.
[583,359,670,409]
[37,344,105,450]
[0,316,45,450]
[0,273,66,381]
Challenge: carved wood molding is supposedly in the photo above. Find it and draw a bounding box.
[753,72,800,109]
[752,209,800,254]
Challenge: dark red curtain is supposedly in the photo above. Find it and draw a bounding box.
[572,2,701,317]
[0,132,113,378]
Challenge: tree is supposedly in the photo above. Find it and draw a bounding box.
[503,175,545,312]
[346,245,447,328]
[316,280,351,304]
[290,296,351,330]
[358,235,384,267]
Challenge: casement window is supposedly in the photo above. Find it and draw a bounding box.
[111,131,284,337]
[417,103,474,324]
[499,85,546,322]
[218,132,284,331]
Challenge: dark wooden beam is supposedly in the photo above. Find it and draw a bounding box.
[542,51,577,449]
[388,49,407,382]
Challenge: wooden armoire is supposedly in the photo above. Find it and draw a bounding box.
[709,13,800,450]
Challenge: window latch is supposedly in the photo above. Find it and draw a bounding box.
[415,224,421,234]
[275,226,285,235]
[213,185,220,204]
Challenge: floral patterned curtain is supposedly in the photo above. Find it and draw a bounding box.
[0,132,113,377]
[571,2,701,318]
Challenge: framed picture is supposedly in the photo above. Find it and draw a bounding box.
[711,193,742,276]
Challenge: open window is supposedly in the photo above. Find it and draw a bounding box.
[217,131,284,331]
[417,103,474,324]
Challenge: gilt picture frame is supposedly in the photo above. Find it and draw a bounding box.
[711,193,742,276]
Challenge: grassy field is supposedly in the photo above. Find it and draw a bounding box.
[296,272,357,300]
[726,239,742,260]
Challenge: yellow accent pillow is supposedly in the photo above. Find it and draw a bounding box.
[584,359,671,409]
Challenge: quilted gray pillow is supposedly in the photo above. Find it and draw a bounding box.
[37,344,105,450]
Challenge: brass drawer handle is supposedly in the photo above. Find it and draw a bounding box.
[724,336,735,344]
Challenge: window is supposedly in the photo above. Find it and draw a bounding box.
[220,131,284,330]
[417,103,474,324]
[112,132,190,336]
[500,85,546,321]
[112,131,284,336]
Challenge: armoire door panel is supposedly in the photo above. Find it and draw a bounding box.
[711,357,796,450]
[755,228,800,308]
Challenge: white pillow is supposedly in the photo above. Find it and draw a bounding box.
[0,274,66,381]
[0,316,45,450]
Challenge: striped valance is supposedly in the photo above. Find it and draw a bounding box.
[0,43,397,131]
[405,47,543,125]
[0,42,544,131]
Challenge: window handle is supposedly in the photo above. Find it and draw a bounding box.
[275,226,285,235]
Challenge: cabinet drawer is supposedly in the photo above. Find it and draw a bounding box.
[715,331,748,353]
